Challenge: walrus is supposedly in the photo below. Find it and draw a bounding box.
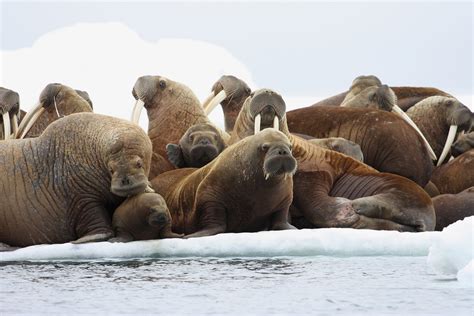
[230,89,435,231]
[0,87,20,140]
[433,187,474,231]
[450,131,473,158]
[406,96,472,165]
[16,83,93,139]
[430,149,474,194]
[340,75,383,106]
[307,137,364,162]
[111,192,183,242]
[0,113,153,249]
[131,75,229,178]
[166,123,227,168]
[150,129,297,238]
[204,77,434,186]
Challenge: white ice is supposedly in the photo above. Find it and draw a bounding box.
[1,228,439,262]
[427,216,474,284]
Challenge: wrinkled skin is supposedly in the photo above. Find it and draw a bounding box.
[151,129,297,238]
[432,187,474,231]
[451,132,474,157]
[430,150,474,194]
[0,113,152,249]
[19,83,93,138]
[406,96,471,161]
[230,89,435,232]
[131,75,228,178]
[308,137,364,162]
[0,87,20,140]
[166,123,227,168]
[111,192,183,242]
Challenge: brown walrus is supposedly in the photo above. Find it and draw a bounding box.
[430,149,474,194]
[131,75,229,178]
[406,96,472,166]
[203,76,434,186]
[111,192,183,242]
[230,89,435,231]
[433,187,474,231]
[451,132,474,157]
[166,123,227,168]
[0,113,153,249]
[150,129,297,238]
[0,87,20,140]
[16,83,93,139]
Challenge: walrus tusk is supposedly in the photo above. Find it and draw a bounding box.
[437,125,458,166]
[204,90,227,115]
[11,114,19,136]
[2,112,11,139]
[392,105,437,160]
[131,99,145,125]
[16,102,45,139]
[254,114,261,135]
[273,116,279,130]
[18,107,46,139]
[201,92,216,110]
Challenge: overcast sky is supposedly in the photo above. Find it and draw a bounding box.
[1,1,472,102]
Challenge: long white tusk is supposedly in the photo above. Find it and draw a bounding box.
[204,90,227,115]
[19,107,45,139]
[131,99,145,125]
[437,125,458,167]
[201,92,215,110]
[12,114,19,136]
[2,113,11,140]
[254,114,261,135]
[273,115,279,130]
[16,102,43,138]
[392,105,437,160]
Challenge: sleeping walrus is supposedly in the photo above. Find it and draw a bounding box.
[0,113,153,249]
[151,128,297,238]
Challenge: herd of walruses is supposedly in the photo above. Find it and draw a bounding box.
[0,74,472,250]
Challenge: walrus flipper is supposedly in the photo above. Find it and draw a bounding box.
[0,242,19,252]
[166,143,186,168]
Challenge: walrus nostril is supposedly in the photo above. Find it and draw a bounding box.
[278,149,288,155]
[199,138,211,145]
[121,177,131,186]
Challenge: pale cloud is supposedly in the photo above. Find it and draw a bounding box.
[0,22,256,129]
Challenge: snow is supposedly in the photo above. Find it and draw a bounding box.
[427,216,474,284]
[1,228,439,262]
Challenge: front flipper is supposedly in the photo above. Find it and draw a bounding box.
[72,232,113,244]
[0,242,19,252]
[185,203,227,238]
[270,206,296,230]
[74,204,114,244]
[352,215,417,232]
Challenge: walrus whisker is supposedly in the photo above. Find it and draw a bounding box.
[131,99,145,125]
[254,114,262,135]
[204,90,227,115]
[392,105,437,160]
[437,124,458,166]
[2,112,11,140]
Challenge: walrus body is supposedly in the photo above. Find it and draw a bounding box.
[0,113,152,248]
[131,75,228,177]
[430,150,474,194]
[231,89,435,231]
[433,187,474,231]
[286,106,433,186]
[151,129,297,238]
[111,193,182,242]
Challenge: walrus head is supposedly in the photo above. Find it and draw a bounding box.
[248,89,287,134]
[107,136,153,197]
[75,89,93,110]
[254,129,297,180]
[166,123,227,168]
[450,131,473,157]
[16,83,93,139]
[0,87,20,140]
[131,193,171,227]
[342,84,397,112]
[203,75,251,132]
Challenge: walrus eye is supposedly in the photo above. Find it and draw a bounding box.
[245,87,251,95]
[159,80,166,90]
[260,143,269,152]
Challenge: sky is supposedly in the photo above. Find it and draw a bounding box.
[0,1,472,127]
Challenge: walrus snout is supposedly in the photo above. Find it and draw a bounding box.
[189,144,219,167]
[39,83,63,108]
[148,208,171,227]
[451,132,473,157]
[249,89,286,119]
[263,144,297,179]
